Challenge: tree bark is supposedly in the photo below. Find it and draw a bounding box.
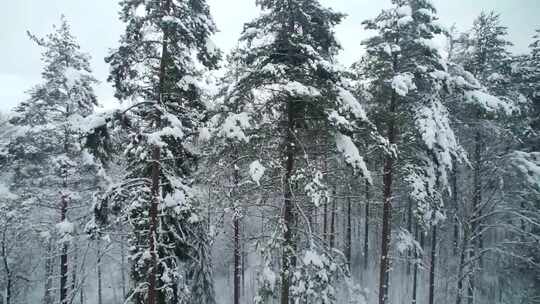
[472,131,483,268]
[412,224,419,304]
[378,155,393,304]
[467,277,474,304]
[80,284,84,304]
[1,229,11,304]
[60,192,69,304]
[148,144,160,304]
[467,242,474,304]
[455,231,468,304]
[72,241,78,303]
[323,158,329,244]
[465,131,482,304]
[345,189,352,267]
[330,195,336,249]
[120,235,126,300]
[414,228,426,304]
[280,96,296,304]
[378,92,397,304]
[323,200,328,243]
[97,241,103,304]
[148,1,170,302]
[407,198,413,275]
[428,226,437,304]
[233,166,241,304]
[242,232,246,298]
[452,162,459,255]
[43,239,54,304]
[364,181,370,271]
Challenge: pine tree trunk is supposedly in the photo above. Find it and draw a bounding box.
[72,241,78,303]
[233,215,242,304]
[379,92,397,304]
[467,246,474,304]
[1,229,11,304]
[364,181,370,271]
[97,241,103,304]
[60,242,68,302]
[6,275,11,304]
[407,198,413,275]
[345,191,352,267]
[414,227,426,304]
[472,131,483,268]
[60,193,69,304]
[452,163,459,255]
[120,235,127,300]
[148,143,161,304]
[466,131,482,304]
[412,223,419,304]
[323,200,328,243]
[242,235,246,298]
[233,164,241,304]
[455,228,468,304]
[43,239,54,304]
[59,64,73,304]
[330,196,336,249]
[148,1,170,301]
[428,226,437,304]
[323,157,329,244]
[378,159,393,304]
[80,284,84,304]
[280,97,297,304]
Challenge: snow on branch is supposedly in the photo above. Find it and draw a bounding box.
[415,99,465,171]
[218,112,252,142]
[395,228,423,255]
[64,67,89,89]
[249,160,266,186]
[336,86,368,121]
[392,73,416,96]
[334,133,371,183]
[511,151,540,190]
[304,170,329,208]
[56,220,75,243]
[464,90,516,115]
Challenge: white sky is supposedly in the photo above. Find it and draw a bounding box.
[0,0,538,111]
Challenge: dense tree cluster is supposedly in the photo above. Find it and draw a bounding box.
[0,1,538,304]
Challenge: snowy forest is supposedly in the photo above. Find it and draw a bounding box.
[0,0,539,304]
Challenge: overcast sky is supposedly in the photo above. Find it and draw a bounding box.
[1,0,538,111]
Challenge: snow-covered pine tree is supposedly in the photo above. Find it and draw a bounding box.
[360,1,465,303]
[208,1,373,303]
[518,28,540,150]
[491,27,540,303]
[1,16,100,304]
[0,179,36,304]
[455,11,513,92]
[451,11,521,304]
[99,0,220,303]
[507,149,540,302]
[198,61,250,304]
[528,29,540,140]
